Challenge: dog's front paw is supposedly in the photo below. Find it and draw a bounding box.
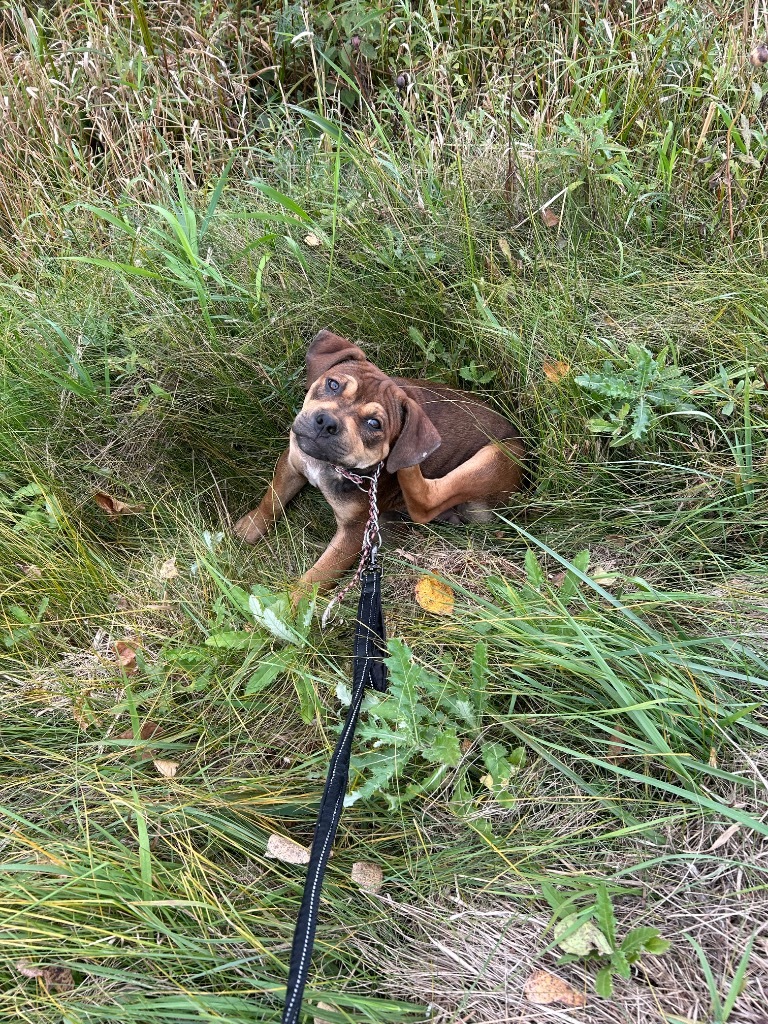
[233,512,266,544]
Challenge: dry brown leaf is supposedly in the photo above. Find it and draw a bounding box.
[72,707,95,731]
[415,576,454,616]
[93,491,145,517]
[541,206,560,228]
[158,557,179,581]
[303,232,321,247]
[523,970,586,1007]
[115,720,163,758]
[592,566,619,588]
[393,547,419,564]
[265,834,310,865]
[114,640,139,675]
[16,961,75,993]
[153,759,178,778]
[543,359,571,382]
[315,1002,338,1024]
[351,861,383,893]
[16,562,42,579]
[709,821,741,852]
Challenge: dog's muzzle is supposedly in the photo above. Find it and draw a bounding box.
[292,411,348,463]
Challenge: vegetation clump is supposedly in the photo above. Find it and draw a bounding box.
[1,2,767,1022]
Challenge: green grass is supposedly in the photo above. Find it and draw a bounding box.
[1,1,768,1021]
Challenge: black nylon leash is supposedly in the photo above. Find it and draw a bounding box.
[281,480,388,1023]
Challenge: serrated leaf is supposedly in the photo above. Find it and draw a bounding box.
[422,729,461,767]
[481,740,513,790]
[620,926,662,958]
[611,949,631,978]
[595,965,613,998]
[630,395,651,439]
[294,593,316,639]
[470,640,488,714]
[205,630,265,651]
[594,885,617,950]
[524,548,544,586]
[644,935,671,955]
[559,549,591,601]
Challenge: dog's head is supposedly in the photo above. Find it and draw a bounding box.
[291,330,441,472]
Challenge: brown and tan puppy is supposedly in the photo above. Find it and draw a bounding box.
[234,330,525,593]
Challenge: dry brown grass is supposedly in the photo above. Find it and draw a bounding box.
[0,2,268,244]
[356,765,768,1023]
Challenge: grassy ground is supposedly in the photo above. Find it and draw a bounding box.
[1,1,768,1022]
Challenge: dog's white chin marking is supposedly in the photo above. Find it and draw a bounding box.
[301,454,327,488]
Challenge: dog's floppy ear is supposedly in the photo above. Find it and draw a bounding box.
[306,329,367,387]
[387,394,441,473]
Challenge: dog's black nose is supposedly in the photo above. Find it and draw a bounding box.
[314,411,339,436]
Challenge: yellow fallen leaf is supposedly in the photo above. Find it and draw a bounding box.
[351,861,383,893]
[543,359,571,382]
[523,969,586,1007]
[592,566,618,588]
[303,232,321,247]
[415,576,454,616]
[265,834,310,865]
[154,759,178,778]
[497,237,512,260]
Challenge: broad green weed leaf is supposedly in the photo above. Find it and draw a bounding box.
[524,548,544,587]
[248,593,305,645]
[292,667,319,724]
[245,650,294,694]
[423,729,461,767]
[205,631,265,652]
[555,914,612,956]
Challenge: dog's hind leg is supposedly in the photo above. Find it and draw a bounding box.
[233,449,307,544]
[396,439,524,525]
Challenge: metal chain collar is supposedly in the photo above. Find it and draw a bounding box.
[320,462,384,629]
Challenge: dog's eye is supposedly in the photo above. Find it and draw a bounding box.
[327,378,340,392]
[366,417,382,430]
